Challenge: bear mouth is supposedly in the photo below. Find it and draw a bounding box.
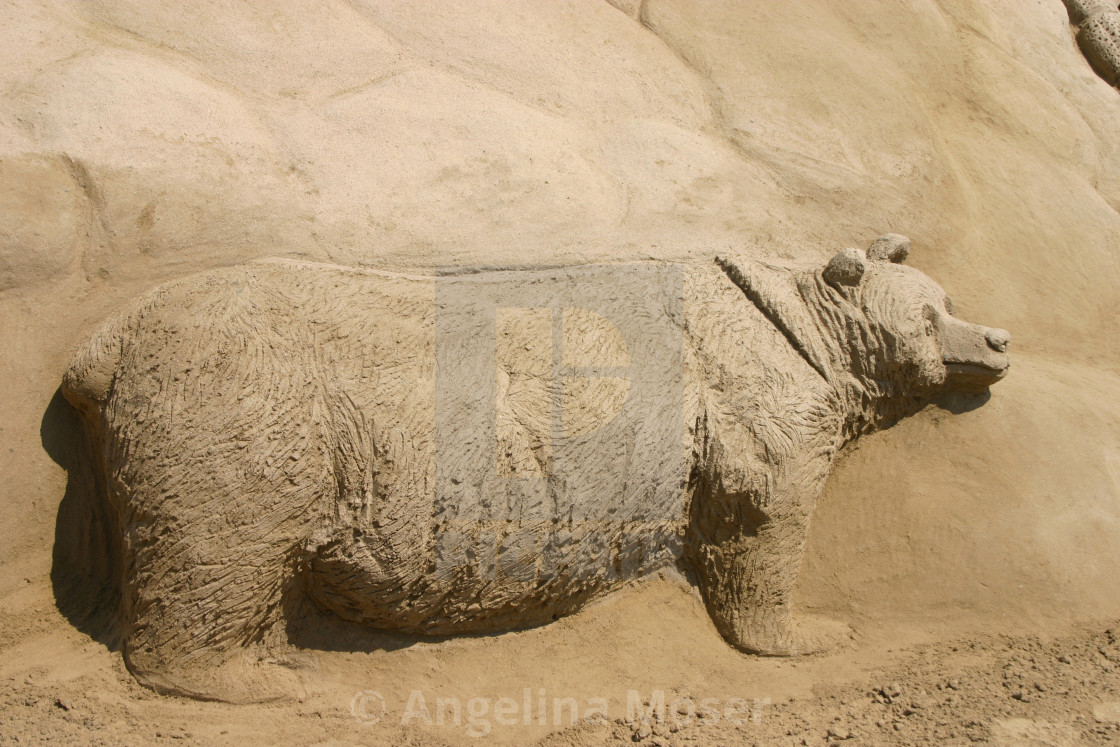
[943,359,1009,390]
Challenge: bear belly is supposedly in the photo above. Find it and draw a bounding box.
[306,516,687,634]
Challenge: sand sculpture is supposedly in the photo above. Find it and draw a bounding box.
[1063,0,1120,85]
[61,234,1009,698]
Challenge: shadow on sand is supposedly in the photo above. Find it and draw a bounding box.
[41,387,121,652]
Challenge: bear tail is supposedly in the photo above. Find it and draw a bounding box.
[62,316,128,415]
[62,288,162,415]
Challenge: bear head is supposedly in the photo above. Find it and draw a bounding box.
[718,234,1010,435]
[820,236,1010,398]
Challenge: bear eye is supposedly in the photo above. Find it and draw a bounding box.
[944,296,956,316]
[921,304,938,337]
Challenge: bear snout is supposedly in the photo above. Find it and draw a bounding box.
[937,316,1010,392]
[985,327,1010,353]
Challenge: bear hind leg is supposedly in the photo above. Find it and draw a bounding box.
[120,534,313,703]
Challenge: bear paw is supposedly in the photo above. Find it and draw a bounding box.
[789,615,853,655]
[128,648,316,703]
[734,614,852,656]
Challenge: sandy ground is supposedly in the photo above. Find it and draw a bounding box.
[4,1,1120,745]
[2,576,1120,745]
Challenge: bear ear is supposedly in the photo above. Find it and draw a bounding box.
[822,248,868,287]
[867,233,910,263]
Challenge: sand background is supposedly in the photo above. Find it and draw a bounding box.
[3,1,1120,744]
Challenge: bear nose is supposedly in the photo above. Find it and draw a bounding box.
[985,328,1010,353]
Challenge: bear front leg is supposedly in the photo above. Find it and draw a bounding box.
[689,453,850,656]
[695,507,848,655]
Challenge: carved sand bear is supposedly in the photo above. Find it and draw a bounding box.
[62,234,1009,699]
[1063,0,1120,86]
